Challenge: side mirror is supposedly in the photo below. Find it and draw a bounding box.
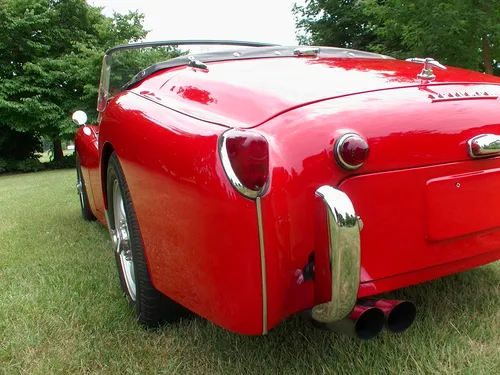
[72,110,88,126]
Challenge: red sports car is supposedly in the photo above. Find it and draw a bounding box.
[73,40,500,340]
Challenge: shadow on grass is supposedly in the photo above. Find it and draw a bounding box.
[140,262,500,374]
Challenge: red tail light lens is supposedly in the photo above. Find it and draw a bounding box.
[220,129,269,198]
[335,133,369,170]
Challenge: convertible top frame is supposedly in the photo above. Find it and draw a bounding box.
[105,40,280,55]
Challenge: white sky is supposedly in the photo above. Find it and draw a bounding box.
[89,0,304,46]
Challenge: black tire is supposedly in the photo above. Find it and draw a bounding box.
[106,152,189,327]
[76,155,96,221]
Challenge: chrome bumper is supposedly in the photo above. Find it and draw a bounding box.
[312,186,361,323]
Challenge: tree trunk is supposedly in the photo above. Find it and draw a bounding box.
[482,35,494,75]
[53,138,64,162]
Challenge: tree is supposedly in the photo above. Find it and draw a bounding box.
[369,0,500,73]
[293,0,500,75]
[293,0,379,50]
[0,0,174,162]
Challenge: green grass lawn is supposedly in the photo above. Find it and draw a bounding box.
[1,170,499,375]
[38,150,74,163]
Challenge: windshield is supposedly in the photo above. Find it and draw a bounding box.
[97,46,183,112]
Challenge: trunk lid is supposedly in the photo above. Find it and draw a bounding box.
[133,56,500,128]
[264,83,500,173]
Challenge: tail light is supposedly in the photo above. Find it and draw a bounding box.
[335,133,369,170]
[219,129,269,199]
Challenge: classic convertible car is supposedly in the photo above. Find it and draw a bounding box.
[73,40,500,340]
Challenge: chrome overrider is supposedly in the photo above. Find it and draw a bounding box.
[312,186,362,323]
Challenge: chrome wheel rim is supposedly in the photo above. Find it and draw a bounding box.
[112,180,136,301]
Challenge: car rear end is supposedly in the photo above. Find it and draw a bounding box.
[132,48,500,337]
[219,81,500,334]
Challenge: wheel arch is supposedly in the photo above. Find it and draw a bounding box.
[101,141,115,210]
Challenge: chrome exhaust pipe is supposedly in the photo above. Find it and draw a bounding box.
[304,305,385,340]
[359,299,417,333]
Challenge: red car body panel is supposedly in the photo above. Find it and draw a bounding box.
[76,54,500,334]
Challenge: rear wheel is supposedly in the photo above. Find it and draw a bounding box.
[106,152,189,327]
[76,155,96,221]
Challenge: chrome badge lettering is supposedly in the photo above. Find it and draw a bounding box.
[428,91,499,102]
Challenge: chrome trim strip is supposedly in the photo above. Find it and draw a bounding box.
[468,133,500,158]
[256,196,268,334]
[312,186,361,323]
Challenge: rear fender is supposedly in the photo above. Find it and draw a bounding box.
[96,92,264,335]
[75,125,99,213]
[75,125,99,165]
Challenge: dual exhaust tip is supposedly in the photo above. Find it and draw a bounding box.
[308,299,417,340]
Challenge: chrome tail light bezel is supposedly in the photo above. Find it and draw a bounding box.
[218,129,270,199]
[334,133,370,171]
